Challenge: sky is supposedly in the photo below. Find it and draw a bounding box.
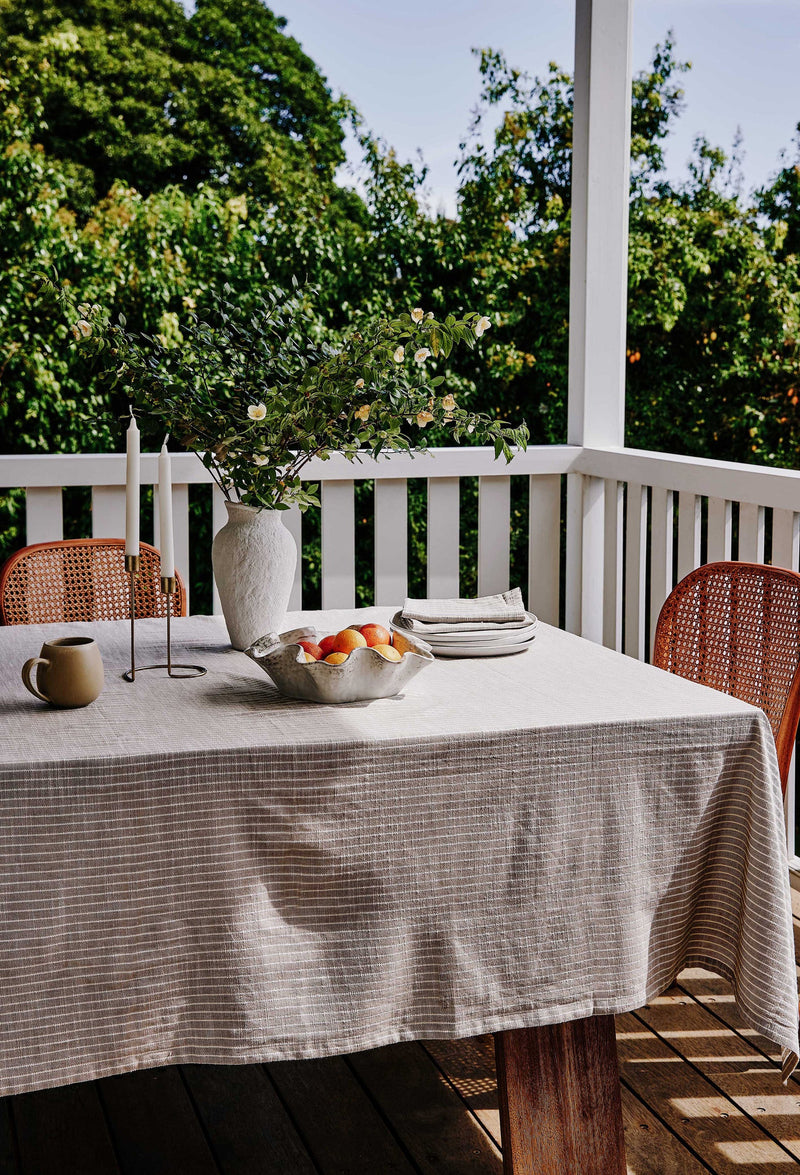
[272,0,800,216]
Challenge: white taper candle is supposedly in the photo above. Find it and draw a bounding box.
[125,410,140,556]
[158,436,175,579]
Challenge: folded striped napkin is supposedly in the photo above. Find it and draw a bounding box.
[402,588,526,626]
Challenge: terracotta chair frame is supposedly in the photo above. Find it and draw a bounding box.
[0,538,187,626]
[653,560,800,795]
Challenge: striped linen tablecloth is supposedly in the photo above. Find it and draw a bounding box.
[0,610,797,1095]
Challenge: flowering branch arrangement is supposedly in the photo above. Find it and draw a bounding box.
[63,281,528,511]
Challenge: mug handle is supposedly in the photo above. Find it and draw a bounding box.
[22,657,50,703]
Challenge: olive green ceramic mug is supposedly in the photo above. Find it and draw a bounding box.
[22,636,104,708]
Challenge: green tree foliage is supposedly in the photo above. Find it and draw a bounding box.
[758,130,800,257]
[0,0,349,211]
[2,2,800,599]
[627,139,800,463]
[405,41,800,464]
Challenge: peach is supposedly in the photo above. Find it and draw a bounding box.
[360,623,392,647]
[296,643,321,662]
[372,644,402,662]
[318,634,337,657]
[301,651,317,662]
[333,628,368,654]
[324,652,349,665]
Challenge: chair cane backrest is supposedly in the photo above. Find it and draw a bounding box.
[653,561,800,795]
[0,539,186,626]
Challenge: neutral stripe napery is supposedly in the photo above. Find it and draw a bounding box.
[394,613,536,636]
[0,611,796,1096]
[402,587,527,625]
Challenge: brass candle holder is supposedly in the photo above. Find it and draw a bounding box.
[123,562,207,682]
[124,554,140,681]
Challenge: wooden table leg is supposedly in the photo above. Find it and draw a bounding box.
[494,1015,626,1175]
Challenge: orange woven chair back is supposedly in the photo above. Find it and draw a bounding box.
[653,561,800,794]
[0,539,186,626]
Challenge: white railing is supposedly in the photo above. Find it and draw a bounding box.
[572,446,800,865]
[0,446,577,620]
[3,442,800,860]
[574,446,800,654]
[4,444,800,628]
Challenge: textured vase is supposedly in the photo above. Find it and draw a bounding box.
[212,503,297,650]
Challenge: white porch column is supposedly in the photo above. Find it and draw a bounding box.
[565,0,634,640]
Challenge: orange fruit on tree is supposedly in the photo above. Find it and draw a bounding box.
[372,644,402,662]
[318,634,337,657]
[332,628,367,654]
[324,652,349,665]
[360,623,392,647]
[298,640,323,660]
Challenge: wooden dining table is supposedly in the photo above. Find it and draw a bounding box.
[0,608,797,1175]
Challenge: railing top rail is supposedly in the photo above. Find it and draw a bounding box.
[579,446,800,511]
[0,445,581,488]
[5,443,800,511]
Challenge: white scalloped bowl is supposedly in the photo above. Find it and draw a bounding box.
[244,625,434,703]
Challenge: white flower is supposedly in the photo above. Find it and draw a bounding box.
[71,324,81,340]
[393,346,405,363]
[425,311,434,320]
[416,410,434,427]
[355,378,365,389]
[354,404,370,421]
[77,303,90,316]
[441,393,456,411]
[414,348,431,365]
[410,307,424,323]
[467,423,476,433]
[248,403,267,420]
[76,319,92,338]
[474,315,492,338]
[253,454,269,466]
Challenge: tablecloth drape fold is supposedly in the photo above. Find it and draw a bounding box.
[0,612,796,1095]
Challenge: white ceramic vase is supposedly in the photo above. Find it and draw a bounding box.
[212,502,297,651]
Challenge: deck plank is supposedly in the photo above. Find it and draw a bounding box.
[181,1064,317,1175]
[616,1010,798,1172]
[0,1101,17,1175]
[634,986,798,1132]
[636,988,800,1159]
[618,1083,713,1175]
[97,1067,219,1175]
[348,1042,503,1175]
[422,1037,501,1146]
[676,968,800,1086]
[266,1054,416,1174]
[425,1034,711,1175]
[12,1081,120,1175]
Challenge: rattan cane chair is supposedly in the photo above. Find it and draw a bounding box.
[0,539,186,626]
[652,561,800,795]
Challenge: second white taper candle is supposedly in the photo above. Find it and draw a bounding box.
[125,411,140,557]
[158,436,175,579]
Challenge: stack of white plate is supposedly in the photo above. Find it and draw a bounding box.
[390,611,539,657]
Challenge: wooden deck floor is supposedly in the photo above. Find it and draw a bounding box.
[2,884,799,1175]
